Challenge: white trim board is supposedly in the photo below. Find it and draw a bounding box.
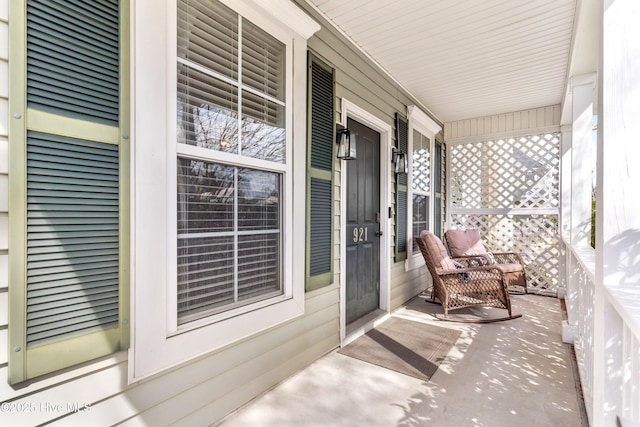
[339,98,392,346]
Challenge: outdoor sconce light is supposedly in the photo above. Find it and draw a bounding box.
[392,147,408,174]
[336,123,356,160]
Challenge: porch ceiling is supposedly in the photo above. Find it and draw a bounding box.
[305,0,577,123]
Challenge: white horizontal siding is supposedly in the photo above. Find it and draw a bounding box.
[174,334,339,426]
[144,311,338,425]
[390,261,429,310]
[0,331,6,365]
[444,105,561,143]
[0,215,6,250]
[0,287,339,426]
[0,357,128,426]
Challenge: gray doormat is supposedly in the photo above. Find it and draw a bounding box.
[338,317,461,381]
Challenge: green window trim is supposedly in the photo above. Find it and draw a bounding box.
[305,53,335,291]
[394,113,409,262]
[8,0,130,384]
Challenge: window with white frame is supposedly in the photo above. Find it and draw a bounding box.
[176,0,286,324]
[412,129,431,254]
[406,106,442,268]
[131,0,318,381]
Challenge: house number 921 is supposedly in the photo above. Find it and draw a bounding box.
[353,227,368,242]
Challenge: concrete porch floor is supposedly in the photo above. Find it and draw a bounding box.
[216,294,587,427]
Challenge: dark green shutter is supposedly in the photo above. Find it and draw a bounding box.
[23,0,121,353]
[26,0,120,126]
[306,54,335,290]
[309,179,332,275]
[395,113,408,262]
[310,60,334,170]
[26,132,120,346]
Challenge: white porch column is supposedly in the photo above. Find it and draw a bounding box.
[559,125,578,343]
[560,125,572,242]
[563,75,595,346]
[570,73,596,248]
[597,0,640,425]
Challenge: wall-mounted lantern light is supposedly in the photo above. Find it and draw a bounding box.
[392,147,408,174]
[336,123,356,160]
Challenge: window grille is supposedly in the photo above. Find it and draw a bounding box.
[176,0,286,323]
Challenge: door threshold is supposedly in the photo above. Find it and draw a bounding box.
[343,309,390,347]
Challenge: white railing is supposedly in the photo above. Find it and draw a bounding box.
[563,237,640,427]
[564,240,595,422]
[602,283,640,427]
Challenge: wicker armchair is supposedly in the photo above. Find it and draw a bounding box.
[416,230,521,322]
[444,229,528,294]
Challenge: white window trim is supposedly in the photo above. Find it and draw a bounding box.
[406,106,442,270]
[168,8,294,334]
[130,0,319,383]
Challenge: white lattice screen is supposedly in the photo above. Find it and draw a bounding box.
[448,133,561,293]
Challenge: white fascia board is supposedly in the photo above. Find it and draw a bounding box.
[245,0,320,39]
[407,105,441,135]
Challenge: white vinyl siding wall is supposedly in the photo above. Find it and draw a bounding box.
[444,105,561,142]
[0,286,337,426]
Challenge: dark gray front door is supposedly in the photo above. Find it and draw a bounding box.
[345,118,381,324]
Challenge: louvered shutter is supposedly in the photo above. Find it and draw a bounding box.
[309,179,332,275]
[26,0,120,126]
[10,0,124,383]
[395,113,409,262]
[306,55,335,290]
[26,132,119,346]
